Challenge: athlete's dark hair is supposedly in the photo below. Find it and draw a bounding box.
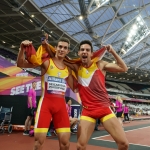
[57,37,70,48]
[66,99,72,103]
[79,40,93,52]
[32,81,36,84]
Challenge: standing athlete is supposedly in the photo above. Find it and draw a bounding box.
[60,40,129,150]
[17,38,74,150]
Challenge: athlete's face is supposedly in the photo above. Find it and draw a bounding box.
[68,100,72,105]
[32,82,36,89]
[78,44,93,64]
[55,41,70,58]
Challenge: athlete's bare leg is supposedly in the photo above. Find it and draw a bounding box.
[24,116,32,131]
[57,132,70,150]
[34,132,47,150]
[27,117,33,130]
[77,120,95,150]
[34,132,70,150]
[117,117,123,126]
[103,117,129,150]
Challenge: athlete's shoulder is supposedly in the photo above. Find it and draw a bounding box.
[97,60,108,65]
[41,59,50,69]
[42,59,50,65]
[97,60,108,69]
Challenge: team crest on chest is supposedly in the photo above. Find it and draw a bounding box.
[50,65,54,69]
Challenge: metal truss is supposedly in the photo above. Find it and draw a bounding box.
[40,1,62,10]
[29,0,79,43]
[100,0,124,43]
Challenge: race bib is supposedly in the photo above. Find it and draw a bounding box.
[47,76,67,95]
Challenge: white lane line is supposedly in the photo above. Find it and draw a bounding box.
[93,139,150,148]
[92,126,150,139]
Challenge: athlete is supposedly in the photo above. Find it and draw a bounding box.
[76,41,129,150]
[17,38,74,150]
[45,40,129,150]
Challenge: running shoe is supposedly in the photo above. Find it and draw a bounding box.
[23,130,29,135]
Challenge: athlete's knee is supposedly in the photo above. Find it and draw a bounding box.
[34,133,46,149]
[59,138,70,149]
[117,139,129,150]
[77,143,86,150]
[58,133,70,149]
[77,141,86,150]
[34,139,43,150]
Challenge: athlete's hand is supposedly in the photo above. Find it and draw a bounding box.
[19,40,32,52]
[42,33,49,45]
[44,39,49,45]
[74,88,79,93]
[105,45,115,53]
[41,33,49,45]
[44,33,49,40]
[21,40,32,46]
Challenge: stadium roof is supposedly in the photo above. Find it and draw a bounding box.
[1,0,150,83]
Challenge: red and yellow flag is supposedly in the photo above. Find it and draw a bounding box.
[25,44,106,66]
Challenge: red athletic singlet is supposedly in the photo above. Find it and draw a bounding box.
[78,62,110,110]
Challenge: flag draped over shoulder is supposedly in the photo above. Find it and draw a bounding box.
[24,44,106,66]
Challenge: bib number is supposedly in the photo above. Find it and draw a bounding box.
[47,81,66,92]
[47,76,67,94]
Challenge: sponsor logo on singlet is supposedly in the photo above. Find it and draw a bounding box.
[47,76,67,95]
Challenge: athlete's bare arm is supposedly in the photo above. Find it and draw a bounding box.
[97,45,128,73]
[41,60,49,75]
[43,38,55,58]
[17,40,48,75]
[16,41,38,68]
[66,67,77,93]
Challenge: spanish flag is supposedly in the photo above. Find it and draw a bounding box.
[24,44,106,66]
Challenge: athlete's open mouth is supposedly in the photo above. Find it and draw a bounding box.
[82,55,88,59]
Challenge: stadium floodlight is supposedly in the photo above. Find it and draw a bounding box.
[79,15,83,20]
[20,11,24,15]
[121,15,150,55]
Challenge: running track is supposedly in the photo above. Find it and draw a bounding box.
[0,119,150,150]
